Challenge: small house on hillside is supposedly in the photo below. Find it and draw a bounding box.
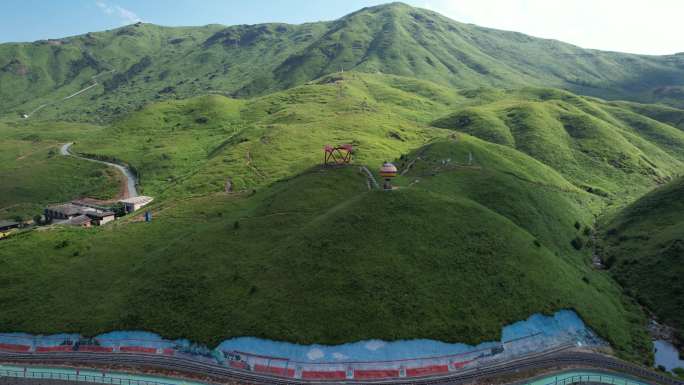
[45,202,116,227]
[66,215,92,228]
[45,204,84,221]
[86,211,115,226]
[119,196,154,213]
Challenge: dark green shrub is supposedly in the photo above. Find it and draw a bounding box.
[571,236,584,250]
[673,367,684,379]
[55,240,70,249]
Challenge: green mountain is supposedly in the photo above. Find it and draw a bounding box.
[432,88,684,205]
[1,2,684,366]
[0,138,651,361]
[0,121,121,220]
[2,2,684,122]
[4,72,683,363]
[601,177,684,340]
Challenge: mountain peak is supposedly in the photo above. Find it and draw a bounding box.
[343,1,416,18]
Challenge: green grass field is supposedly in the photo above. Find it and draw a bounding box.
[0,121,121,221]
[0,69,682,365]
[601,177,684,342]
[0,154,651,362]
[70,72,459,197]
[432,88,684,206]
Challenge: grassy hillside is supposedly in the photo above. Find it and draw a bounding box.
[0,140,651,362]
[68,73,684,206]
[609,101,684,131]
[601,177,684,341]
[399,138,601,257]
[0,121,121,221]
[4,71,684,364]
[2,3,684,123]
[70,72,461,197]
[432,88,684,206]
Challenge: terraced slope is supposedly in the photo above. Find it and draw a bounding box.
[2,3,684,122]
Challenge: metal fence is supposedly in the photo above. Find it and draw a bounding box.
[543,373,646,385]
[0,368,191,385]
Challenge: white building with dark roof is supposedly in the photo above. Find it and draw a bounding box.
[45,203,85,221]
[66,215,92,228]
[86,211,116,226]
[119,196,153,213]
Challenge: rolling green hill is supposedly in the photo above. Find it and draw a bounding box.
[432,88,684,205]
[0,139,651,362]
[2,72,683,363]
[0,121,121,220]
[69,72,461,197]
[59,72,684,205]
[601,177,684,341]
[2,2,684,123]
[2,2,684,367]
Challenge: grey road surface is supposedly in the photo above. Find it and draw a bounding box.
[60,143,138,198]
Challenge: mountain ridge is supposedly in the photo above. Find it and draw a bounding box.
[2,2,684,122]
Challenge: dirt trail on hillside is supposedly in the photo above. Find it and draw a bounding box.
[26,67,115,118]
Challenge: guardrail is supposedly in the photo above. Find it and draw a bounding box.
[2,350,682,385]
[542,373,646,385]
[0,368,182,385]
[0,331,600,382]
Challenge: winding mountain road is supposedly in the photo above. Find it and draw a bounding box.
[60,142,138,198]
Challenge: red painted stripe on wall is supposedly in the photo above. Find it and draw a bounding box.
[0,343,31,352]
[406,364,449,377]
[301,370,347,380]
[36,346,73,353]
[120,346,157,354]
[354,369,400,379]
[254,364,295,377]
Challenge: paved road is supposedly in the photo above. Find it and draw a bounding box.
[1,348,681,385]
[60,143,138,198]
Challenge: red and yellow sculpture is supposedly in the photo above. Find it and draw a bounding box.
[379,162,397,190]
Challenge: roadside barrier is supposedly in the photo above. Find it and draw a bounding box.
[0,366,206,385]
[0,328,600,382]
[222,343,503,380]
[542,373,647,385]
